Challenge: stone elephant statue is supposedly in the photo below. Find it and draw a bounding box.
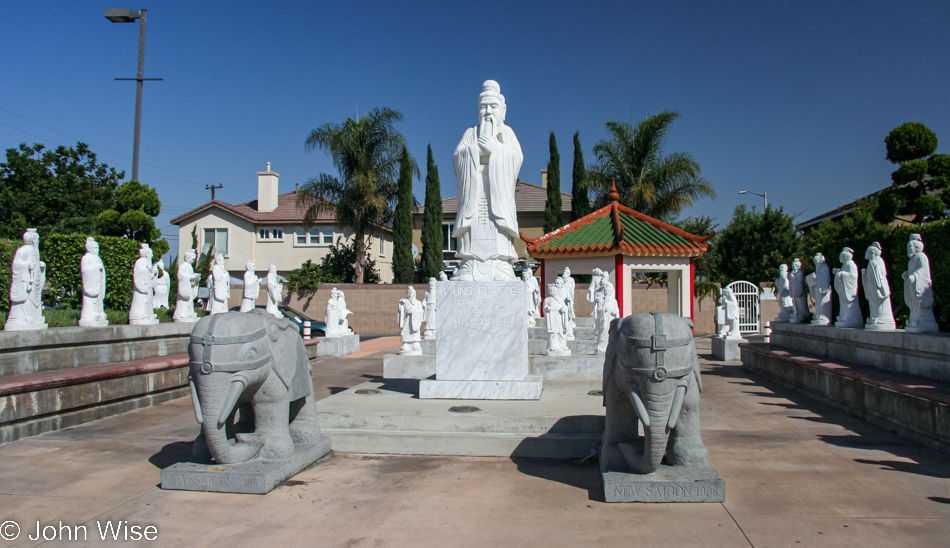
[188,310,326,464]
[601,312,710,474]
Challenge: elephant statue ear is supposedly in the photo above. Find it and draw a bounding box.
[602,317,624,407]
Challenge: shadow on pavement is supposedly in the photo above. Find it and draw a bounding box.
[149,440,194,470]
[712,358,950,480]
[513,457,606,503]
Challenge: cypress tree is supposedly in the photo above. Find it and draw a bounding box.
[392,145,414,283]
[570,131,592,221]
[420,145,444,280]
[543,132,563,233]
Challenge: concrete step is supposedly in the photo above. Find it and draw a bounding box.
[533,317,595,328]
[529,326,595,340]
[741,342,950,456]
[317,379,605,458]
[383,353,605,381]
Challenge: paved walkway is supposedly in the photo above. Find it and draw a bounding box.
[0,340,948,546]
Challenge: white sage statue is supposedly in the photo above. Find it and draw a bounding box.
[587,268,603,318]
[806,253,832,325]
[173,249,201,323]
[265,264,284,318]
[595,283,620,353]
[774,264,793,323]
[561,269,576,340]
[397,286,423,355]
[153,261,170,310]
[789,258,808,323]
[543,282,570,355]
[716,287,742,339]
[451,79,523,282]
[902,234,938,333]
[240,260,261,312]
[862,242,895,331]
[5,229,48,331]
[325,287,353,337]
[522,269,541,327]
[209,253,230,314]
[79,237,108,327]
[422,279,438,339]
[129,244,159,325]
[833,247,863,328]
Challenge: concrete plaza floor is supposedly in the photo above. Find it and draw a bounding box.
[1,336,949,547]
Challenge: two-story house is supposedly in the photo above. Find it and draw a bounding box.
[170,163,394,282]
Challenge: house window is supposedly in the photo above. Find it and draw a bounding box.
[293,226,334,246]
[442,222,456,252]
[378,235,386,256]
[203,228,228,257]
[258,227,283,241]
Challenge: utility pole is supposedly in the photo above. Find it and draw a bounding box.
[106,8,163,182]
[206,184,223,201]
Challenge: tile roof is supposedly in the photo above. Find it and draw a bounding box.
[413,180,573,216]
[169,190,336,225]
[522,183,712,258]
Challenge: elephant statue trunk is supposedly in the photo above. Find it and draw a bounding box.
[602,312,710,475]
[193,371,262,464]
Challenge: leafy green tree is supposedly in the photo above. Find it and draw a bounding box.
[298,107,413,283]
[570,131,592,221]
[392,145,416,283]
[673,216,720,305]
[589,111,716,222]
[715,205,799,284]
[0,142,122,239]
[879,122,949,224]
[543,132,563,233]
[420,145,444,281]
[97,180,167,256]
[320,237,381,284]
[285,259,340,292]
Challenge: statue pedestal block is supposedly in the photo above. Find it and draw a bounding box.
[3,321,48,332]
[173,317,200,324]
[160,437,331,495]
[711,336,747,361]
[419,375,543,400]
[602,465,725,503]
[129,318,160,326]
[422,281,539,400]
[78,319,109,328]
[316,334,360,357]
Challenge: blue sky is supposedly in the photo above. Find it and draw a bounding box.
[2,1,949,262]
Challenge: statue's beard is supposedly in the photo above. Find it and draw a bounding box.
[479,115,495,139]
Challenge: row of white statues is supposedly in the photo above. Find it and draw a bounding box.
[772,234,938,333]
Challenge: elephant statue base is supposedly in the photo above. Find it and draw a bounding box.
[600,312,725,503]
[161,310,331,494]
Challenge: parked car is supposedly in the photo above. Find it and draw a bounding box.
[227,305,326,337]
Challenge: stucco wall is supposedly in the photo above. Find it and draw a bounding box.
[261,282,719,335]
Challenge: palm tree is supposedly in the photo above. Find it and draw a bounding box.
[297,107,415,283]
[589,111,715,222]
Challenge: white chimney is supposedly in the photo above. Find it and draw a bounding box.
[257,162,279,213]
[541,169,548,189]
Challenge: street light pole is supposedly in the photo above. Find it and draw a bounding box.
[106,8,162,182]
[739,190,768,210]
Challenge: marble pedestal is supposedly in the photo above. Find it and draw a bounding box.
[711,336,747,361]
[316,334,360,357]
[161,438,331,495]
[3,320,48,332]
[78,319,109,328]
[602,466,725,503]
[173,316,200,324]
[129,318,160,326]
[420,281,539,400]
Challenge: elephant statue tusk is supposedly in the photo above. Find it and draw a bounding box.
[629,390,651,428]
[667,383,688,432]
[217,379,246,429]
[189,375,203,424]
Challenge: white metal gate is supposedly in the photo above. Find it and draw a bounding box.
[726,280,760,335]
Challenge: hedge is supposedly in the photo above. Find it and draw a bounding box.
[0,234,140,312]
